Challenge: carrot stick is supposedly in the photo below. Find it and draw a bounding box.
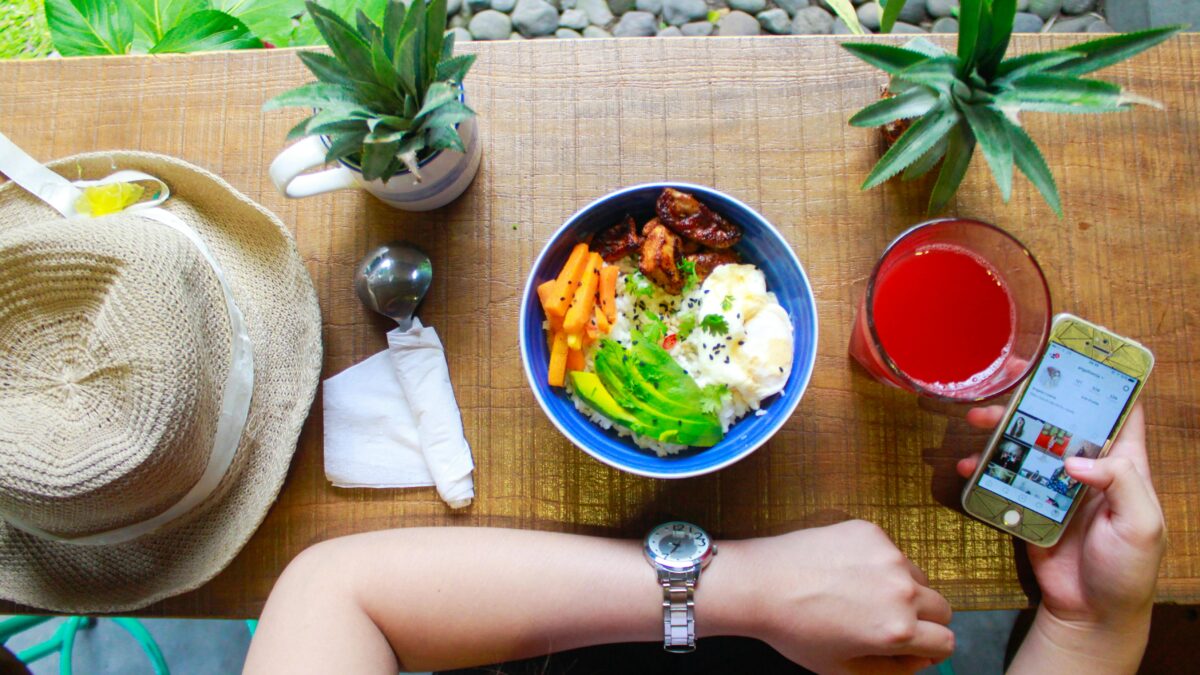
[548,332,568,387]
[537,279,556,312]
[546,243,589,317]
[598,265,618,323]
[563,252,602,334]
[594,305,611,334]
[566,348,585,372]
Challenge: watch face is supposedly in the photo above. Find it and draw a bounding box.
[646,522,712,568]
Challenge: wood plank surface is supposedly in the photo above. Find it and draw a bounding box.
[0,35,1197,618]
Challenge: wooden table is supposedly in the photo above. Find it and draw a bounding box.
[1,35,1197,618]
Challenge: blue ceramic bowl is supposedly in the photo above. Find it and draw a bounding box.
[519,183,818,478]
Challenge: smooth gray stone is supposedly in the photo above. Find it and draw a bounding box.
[831,16,853,33]
[1027,0,1062,20]
[729,0,767,13]
[612,10,657,35]
[681,19,714,35]
[468,0,491,11]
[449,12,469,27]
[1012,11,1045,32]
[469,9,513,38]
[492,0,517,11]
[577,0,615,24]
[1017,0,1029,9]
[926,0,957,18]
[792,5,834,33]
[757,7,792,33]
[555,27,582,36]
[1061,0,1096,14]
[1148,0,1200,31]
[448,0,463,15]
[775,0,810,18]
[583,24,612,35]
[608,0,636,14]
[658,25,684,35]
[718,10,762,34]
[891,20,926,32]
[509,30,526,37]
[856,1,880,29]
[896,0,927,24]
[663,0,708,25]
[635,0,662,12]
[1087,19,1114,32]
[931,16,958,32]
[1050,15,1099,31]
[560,8,590,28]
[449,26,474,42]
[512,0,560,35]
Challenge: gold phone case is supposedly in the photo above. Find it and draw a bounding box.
[961,313,1154,547]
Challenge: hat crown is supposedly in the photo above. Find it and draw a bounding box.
[0,215,232,538]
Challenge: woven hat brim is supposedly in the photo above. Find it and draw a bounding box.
[0,151,322,613]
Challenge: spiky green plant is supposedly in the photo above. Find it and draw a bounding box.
[264,0,475,182]
[844,0,1184,216]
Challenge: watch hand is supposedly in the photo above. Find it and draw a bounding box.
[669,541,681,554]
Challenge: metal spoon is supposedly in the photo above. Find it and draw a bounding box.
[354,242,433,331]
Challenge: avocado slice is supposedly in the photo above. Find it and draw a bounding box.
[569,371,638,428]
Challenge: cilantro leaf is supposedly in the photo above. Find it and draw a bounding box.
[642,313,666,343]
[700,313,729,336]
[624,271,655,297]
[699,383,728,415]
[679,258,699,293]
[721,294,734,311]
[677,312,697,340]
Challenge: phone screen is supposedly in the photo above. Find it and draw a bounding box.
[976,342,1139,522]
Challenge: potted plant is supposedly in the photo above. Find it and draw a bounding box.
[843,0,1183,216]
[266,0,479,211]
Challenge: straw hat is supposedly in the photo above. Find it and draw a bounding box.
[0,151,322,613]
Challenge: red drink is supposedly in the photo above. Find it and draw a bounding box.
[850,219,1050,402]
[871,245,1014,389]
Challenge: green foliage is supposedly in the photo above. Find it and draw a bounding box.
[826,0,865,36]
[0,0,54,59]
[699,314,729,336]
[264,0,475,183]
[844,0,1184,217]
[879,0,904,34]
[45,0,266,54]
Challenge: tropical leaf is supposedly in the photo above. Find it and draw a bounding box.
[421,100,474,129]
[45,0,135,55]
[848,86,940,127]
[1050,25,1187,77]
[129,0,207,50]
[825,0,865,35]
[382,0,405,59]
[361,135,402,181]
[994,51,1084,81]
[893,56,961,92]
[298,49,349,83]
[960,103,1013,201]
[928,122,975,214]
[263,81,359,111]
[902,133,949,181]
[289,0,387,45]
[149,9,261,52]
[997,74,1136,113]
[424,0,446,90]
[842,42,929,75]
[286,114,314,141]
[427,124,465,152]
[211,0,303,45]
[976,0,1016,79]
[1001,116,1062,216]
[325,129,368,163]
[955,0,982,78]
[862,101,961,190]
[306,0,373,76]
[880,0,905,34]
[437,53,475,83]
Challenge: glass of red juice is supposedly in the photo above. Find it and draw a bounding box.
[849,219,1051,402]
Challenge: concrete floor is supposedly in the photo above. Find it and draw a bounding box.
[3,610,1017,674]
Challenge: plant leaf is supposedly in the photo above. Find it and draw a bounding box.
[288,0,386,46]
[211,0,303,45]
[849,86,939,127]
[436,53,475,83]
[956,0,982,78]
[419,99,474,129]
[361,135,401,182]
[286,114,314,141]
[880,0,905,34]
[1049,25,1186,77]
[928,122,976,214]
[397,0,426,90]
[825,0,866,35]
[441,25,455,59]
[45,0,135,56]
[356,9,381,45]
[893,55,961,92]
[262,81,359,111]
[862,100,960,190]
[998,74,1136,113]
[424,0,447,91]
[298,49,350,83]
[995,51,1085,81]
[841,42,929,75]
[976,0,1016,79]
[416,81,458,118]
[305,0,373,78]
[383,0,405,59]
[325,129,368,164]
[999,115,1062,216]
[427,124,465,153]
[394,31,419,99]
[902,133,948,180]
[129,0,207,50]
[149,9,261,52]
[960,103,1013,201]
[370,33,400,95]
[900,36,948,58]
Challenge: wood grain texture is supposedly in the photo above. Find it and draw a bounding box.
[0,35,1197,618]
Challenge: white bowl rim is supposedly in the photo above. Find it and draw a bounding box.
[519,182,820,479]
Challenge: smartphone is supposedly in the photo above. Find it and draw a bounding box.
[961,313,1154,547]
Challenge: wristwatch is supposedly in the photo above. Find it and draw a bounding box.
[643,521,717,653]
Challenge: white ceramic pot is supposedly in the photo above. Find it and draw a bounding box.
[269,113,481,212]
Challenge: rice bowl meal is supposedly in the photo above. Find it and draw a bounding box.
[534,188,794,457]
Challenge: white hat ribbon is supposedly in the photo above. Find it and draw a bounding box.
[0,132,254,546]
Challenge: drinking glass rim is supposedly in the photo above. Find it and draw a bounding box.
[863,217,1052,403]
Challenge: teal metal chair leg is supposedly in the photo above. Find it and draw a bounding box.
[111,618,169,675]
[245,619,258,637]
[0,616,53,643]
[1,616,167,675]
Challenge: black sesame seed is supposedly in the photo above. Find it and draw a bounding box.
[778,367,784,373]
[738,340,744,346]
[724,357,730,364]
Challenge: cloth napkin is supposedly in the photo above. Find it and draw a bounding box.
[323,318,474,508]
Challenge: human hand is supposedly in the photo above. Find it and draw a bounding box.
[958,403,1165,630]
[709,520,953,674]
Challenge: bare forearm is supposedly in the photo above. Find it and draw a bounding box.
[1008,605,1151,675]
[245,527,737,673]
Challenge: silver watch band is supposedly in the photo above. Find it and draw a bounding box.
[658,568,697,652]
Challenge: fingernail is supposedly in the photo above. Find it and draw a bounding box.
[1066,457,1094,471]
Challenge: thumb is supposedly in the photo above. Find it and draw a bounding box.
[1066,455,1163,542]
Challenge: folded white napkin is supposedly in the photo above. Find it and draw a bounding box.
[323,318,475,508]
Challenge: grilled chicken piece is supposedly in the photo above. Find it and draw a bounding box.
[656,188,742,250]
[685,250,740,282]
[638,219,685,295]
[593,215,643,262]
